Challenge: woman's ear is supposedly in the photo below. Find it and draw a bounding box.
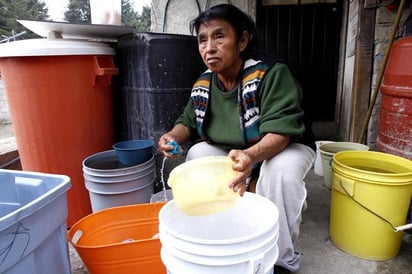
[239,31,250,52]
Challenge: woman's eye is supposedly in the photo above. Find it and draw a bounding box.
[198,37,207,44]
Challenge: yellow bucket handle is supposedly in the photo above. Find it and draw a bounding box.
[339,180,412,232]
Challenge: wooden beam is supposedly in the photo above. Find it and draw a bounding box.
[350,0,376,141]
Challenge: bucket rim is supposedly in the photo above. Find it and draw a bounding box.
[160,240,279,272]
[69,233,159,249]
[113,139,155,151]
[68,226,161,250]
[159,221,279,256]
[0,37,116,57]
[67,203,164,249]
[319,142,369,156]
[160,233,279,266]
[158,192,279,245]
[332,150,412,184]
[82,150,154,173]
[82,160,155,177]
[83,166,155,183]
[85,180,154,194]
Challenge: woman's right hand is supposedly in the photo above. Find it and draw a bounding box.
[158,125,190,158]
[158,133,183,159]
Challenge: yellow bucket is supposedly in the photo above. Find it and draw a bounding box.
[330,151,412,261]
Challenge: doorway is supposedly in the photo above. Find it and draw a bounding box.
[256,1,343,138]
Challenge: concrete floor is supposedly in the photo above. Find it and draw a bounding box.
[295,170,412,274]
[68,167,412,274]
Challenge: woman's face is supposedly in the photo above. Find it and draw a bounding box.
[197,19,248,77]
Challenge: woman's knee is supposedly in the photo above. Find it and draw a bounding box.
[186,142,227,160]
[262,143,315,178]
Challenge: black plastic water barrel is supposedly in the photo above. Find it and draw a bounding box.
[114,32,205,190]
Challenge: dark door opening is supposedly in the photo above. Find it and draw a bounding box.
[256,1,343,123]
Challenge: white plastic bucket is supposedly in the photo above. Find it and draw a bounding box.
[159,192,279,274]
[161,242,277,274]
[314,140,334,176]
[83,150,155,212]
[319,142,369,189]
[90,0,121,25]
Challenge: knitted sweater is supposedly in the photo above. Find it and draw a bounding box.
[175,59,305,150]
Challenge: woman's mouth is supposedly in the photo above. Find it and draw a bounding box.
[207,57,220,64]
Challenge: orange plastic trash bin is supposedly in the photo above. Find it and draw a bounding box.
[0,37,118,227]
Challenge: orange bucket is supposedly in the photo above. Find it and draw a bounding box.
[0,39,118,226]
[68,203,166,274]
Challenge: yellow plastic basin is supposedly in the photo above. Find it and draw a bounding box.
[168,156,240,216]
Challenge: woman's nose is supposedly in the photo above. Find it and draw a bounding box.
[205,39,216,53]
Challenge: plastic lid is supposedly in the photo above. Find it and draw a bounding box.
[17,19,135,41]
[0,36,115,57]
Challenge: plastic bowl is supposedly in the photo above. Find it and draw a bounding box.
[113,140,154,165]
[167,156,240,216]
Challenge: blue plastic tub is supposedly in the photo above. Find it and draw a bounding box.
[0,169,71,274]
[113,140,154,165]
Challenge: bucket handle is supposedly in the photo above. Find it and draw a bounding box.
[338,180,412,232]
[92,56,119,86]
[71,229,83,245]
[246,252,265,274]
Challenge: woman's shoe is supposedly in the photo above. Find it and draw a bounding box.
[273,265,291,274]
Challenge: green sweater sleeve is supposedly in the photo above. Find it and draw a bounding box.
[258,63,305,137]
[174,97,198,138]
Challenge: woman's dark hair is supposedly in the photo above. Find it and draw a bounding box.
[190,4,257,59]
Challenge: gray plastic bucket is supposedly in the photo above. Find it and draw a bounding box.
[82,150,156,212]
[85,181,154,212]
[83,150,155,176]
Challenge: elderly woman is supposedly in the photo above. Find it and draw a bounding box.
[158,4,315,273]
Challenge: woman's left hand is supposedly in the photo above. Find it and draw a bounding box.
[227,149,253,196]
[227,133,290,196]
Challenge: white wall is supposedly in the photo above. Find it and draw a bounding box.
[150,0,253,34]
[0,77,11,124]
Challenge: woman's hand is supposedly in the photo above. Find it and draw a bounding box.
[227,149,253,197]
[158,133,183,159]
[158,125,190,159]
[227,133,290,196]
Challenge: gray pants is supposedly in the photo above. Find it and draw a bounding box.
[186,141,315,272]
